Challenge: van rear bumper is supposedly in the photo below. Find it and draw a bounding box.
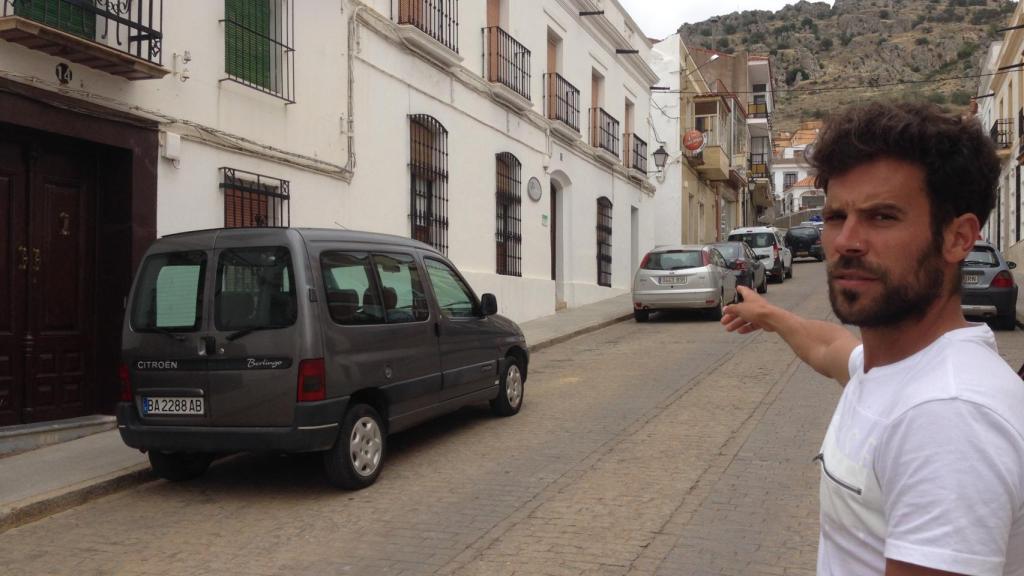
[116,397,349,453]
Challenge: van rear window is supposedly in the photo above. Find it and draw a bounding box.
[729,233,775,249]
[215,247,297,331]
[131,251,207,332]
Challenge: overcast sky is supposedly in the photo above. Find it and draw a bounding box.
[618,0,836,41]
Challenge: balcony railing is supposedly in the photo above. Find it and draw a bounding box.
[590,108,619,157]
[624,133,647,172]
[1,0,164,79]
[991,118,1013,149]
[483,26,530,101]
[749,152,769,178]
[543,72,579,132]
[748,100,770,119]
[398,0,458,54]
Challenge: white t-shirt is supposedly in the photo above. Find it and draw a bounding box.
[816,324,1024,576]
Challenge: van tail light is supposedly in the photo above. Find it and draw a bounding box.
[701,251,711,266]
[297,358,326,402]
[639,252,651,269]
[992,271,1015,289]
[118,363,132,402]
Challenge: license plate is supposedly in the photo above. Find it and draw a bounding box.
[661,276,687,285]
[143,397,204,416]
[962,274,980,286]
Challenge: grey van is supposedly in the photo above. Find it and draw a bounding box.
[117,228,529,489]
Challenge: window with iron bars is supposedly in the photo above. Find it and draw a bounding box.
[220,168,290,228]
[783,172,797,190]
[597,197,613,287]
[495,153,522,277]
[409,114,449,255]
[223,0,295,102]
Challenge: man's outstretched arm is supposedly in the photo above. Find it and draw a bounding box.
[721,286,860,386]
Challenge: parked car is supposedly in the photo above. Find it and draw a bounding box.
[118,228,529,489]
[710,241,768,294]
[961,240,1018,330]
[785,225,824,262]
[727,226,793,282]
[632,244,738,322]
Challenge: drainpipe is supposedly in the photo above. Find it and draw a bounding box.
[344,1,366,174]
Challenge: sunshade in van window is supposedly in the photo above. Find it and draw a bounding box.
[321,252,386,325]
[215,247,296,331]
[728,233,775,248]
[643,250,703,270]
[131,251,207,332]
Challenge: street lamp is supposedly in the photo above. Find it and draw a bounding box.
[652,145,669,172]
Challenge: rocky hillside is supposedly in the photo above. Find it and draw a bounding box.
[678,0,1017,132]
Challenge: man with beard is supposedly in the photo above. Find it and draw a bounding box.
[721,101,1024,576]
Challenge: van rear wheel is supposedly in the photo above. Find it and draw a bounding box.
[148,451,213,482]
[324,404,385,490]
[491,356,524,416]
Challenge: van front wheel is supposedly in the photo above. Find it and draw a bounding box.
[491,356,524,416]
[148,451,213,482]
[324,404,385,490]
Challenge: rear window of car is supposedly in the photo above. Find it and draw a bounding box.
[643,250,703,270]
[215,246,297,331]
[712,244,742,259]
[728,233,775,248]
[962,246,1001,268]
[787,227,819,238]
[131,251,207,332]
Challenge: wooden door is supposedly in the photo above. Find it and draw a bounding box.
[550,184,557,281]
[547,38,558,119]
[0,141,27,426]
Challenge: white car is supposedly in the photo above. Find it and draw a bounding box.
[727,226,793,283]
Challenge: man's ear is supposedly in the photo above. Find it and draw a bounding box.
[943,213,980,264]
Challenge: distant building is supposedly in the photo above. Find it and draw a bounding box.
[771,121,821,215]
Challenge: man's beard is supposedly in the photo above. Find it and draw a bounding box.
[827,246,948,327]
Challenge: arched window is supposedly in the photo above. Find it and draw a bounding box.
[597,197,613,287]
[495,152,522,276]
[409,114,449,254]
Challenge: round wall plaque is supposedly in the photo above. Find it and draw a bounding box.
[527,177,543,202]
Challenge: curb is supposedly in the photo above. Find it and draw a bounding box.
[528,312,634,353]
[0,463,154,534]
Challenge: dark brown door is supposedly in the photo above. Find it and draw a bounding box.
[0,135,94,424]
[550,183,557,281]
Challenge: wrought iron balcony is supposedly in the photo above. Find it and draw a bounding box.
[590,107,619,158]
[398,0,458,54]
[543,72,579,133]
[991,118,1013,150]
[0,0,166,79]
[748,100,770,119]
[624,132,647,173]
[483,26,530,102]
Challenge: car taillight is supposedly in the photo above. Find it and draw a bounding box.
[992,271,1015,288]
[702,251,711,266]
[734,260,747,271]
[119,363,131,402]
[640,252,651,269]
[297,358,326,402]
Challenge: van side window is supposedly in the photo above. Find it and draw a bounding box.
[372,254,430,323]
[321,252,386,325]
[425,259,479,318]
[215,247,297,331]
[131,251,207,332]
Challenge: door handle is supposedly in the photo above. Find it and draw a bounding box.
[201,336,217,356]
[16,245,28,271]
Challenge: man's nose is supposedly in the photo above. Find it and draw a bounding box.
[830,219,867,255]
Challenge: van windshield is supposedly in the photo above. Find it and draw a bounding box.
[729,233,775,249]
[131,251,207,332]
[215,246,297,332]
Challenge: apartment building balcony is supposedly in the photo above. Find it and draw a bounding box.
[747,101,770,120]
[589,107,620,165]
[396,0,462,67]
[991,118,1013,159]
[624,132,647,180]
[543,72,580,141]
[482,26,530,111]
[0,0,166,80]
[682,128,729,181]
[749,152,770,179]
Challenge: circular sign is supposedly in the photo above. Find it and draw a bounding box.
[527,177,543,202]
[683,129,706,153]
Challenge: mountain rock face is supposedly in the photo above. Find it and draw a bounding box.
[678,0,1016,132]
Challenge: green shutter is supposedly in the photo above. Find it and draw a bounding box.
[225,0,272,90]
[14,0,96,40]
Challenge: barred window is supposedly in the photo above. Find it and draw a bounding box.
[597,197,613,287]
[409,114,449,255]
[220,168,290,228]
[496,153,522,277]
[783,172,798,190]
[224,0,295,102]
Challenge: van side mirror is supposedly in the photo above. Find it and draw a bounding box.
[1010,261,1017,270]
[480,293,498,316]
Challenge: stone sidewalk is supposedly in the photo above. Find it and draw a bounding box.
[0,294,634,533]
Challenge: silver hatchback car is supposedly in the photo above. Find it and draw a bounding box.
[632,244,738,322]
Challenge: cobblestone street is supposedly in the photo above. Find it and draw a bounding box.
[4,260,1024,575]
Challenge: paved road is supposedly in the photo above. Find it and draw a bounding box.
[3,260,1024,576]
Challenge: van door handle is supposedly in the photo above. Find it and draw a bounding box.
[202,336,217,356]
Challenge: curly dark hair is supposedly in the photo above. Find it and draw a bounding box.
[810,101,999,241]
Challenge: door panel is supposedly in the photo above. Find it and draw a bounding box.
[0,141,26,426]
